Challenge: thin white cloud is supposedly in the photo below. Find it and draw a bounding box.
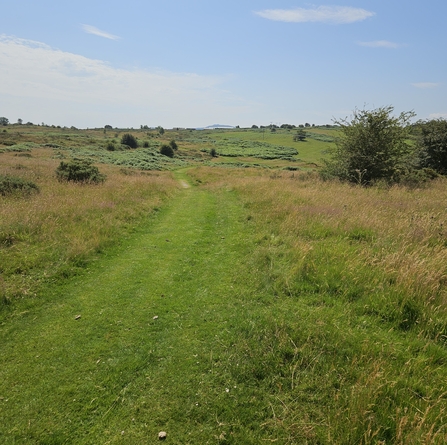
[0,34,254,127]
[358,40,401,49]
[429,113,447,119]
[255,6,375,24]
[82,24,120,40]
[412,82,440,89]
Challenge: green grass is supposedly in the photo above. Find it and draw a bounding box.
[1,167,447,443]
[187,128,335,166]
[2,128,447,443]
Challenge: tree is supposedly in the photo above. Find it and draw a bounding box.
[293,129,306,142]
[418,119,447,175]
[160,144,174,158]
[121,133,138,148]
[323,106,416,185]
[17,118,23,125]
[0,117,9,126]
[169,140,178,151]
[157,126,165,135]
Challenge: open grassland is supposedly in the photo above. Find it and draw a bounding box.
[0,148,179,304]
[0,125,335,170]
[188,166,447,443]
[186,127,335,167]
[1,129,447,443]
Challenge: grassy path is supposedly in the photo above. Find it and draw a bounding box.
[0,173,273,444]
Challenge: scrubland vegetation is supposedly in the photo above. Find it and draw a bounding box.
[1,115,447,443]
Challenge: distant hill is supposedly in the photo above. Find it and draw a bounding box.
[198,124,236,130]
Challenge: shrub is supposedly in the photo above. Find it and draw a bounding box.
[56,160,106,183]
[418,119,447,174]
[0,174,39,196]
[121,133,138,149]
[106,142,115,151]
[323,106,415,185]
[210,148,218,157]
[160,144,174,158]
[169,140,178,151]
[143,141,150,148]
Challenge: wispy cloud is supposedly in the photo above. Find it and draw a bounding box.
[0,34,253,127]
[412,82,440,89]
[357,40,401,49]
[255,6,375,24]
[81,24,120,40]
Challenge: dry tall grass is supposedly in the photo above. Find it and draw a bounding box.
[0,148,179,301]
[190,167,447,337]
[189,166,447,443]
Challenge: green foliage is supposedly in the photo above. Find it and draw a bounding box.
[160,144,174,158]
[0,117,9,126]
[106,141,115,151]
[169,139,178,151]
[210,138,298,160]
[293,129,306,142]
[157,126,165,135]
[120,133,138,149]
[418,119,447,174]
[210,147,217,157]
[323,106,416,185]
[55,159,106,183]
[0,174,39,196]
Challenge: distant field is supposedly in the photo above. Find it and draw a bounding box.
[0,125,336,171]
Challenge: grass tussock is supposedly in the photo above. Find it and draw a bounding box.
[0,149,178,303]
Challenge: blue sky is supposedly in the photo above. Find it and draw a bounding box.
[0,1,446,128]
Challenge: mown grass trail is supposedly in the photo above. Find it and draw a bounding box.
[0,172,275,444]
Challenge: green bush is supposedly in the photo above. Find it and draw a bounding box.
[323,106,415,185]
[106,141,115,151]
[169,140,178,151]
[160,144,174,158]
[0,174,39,196]
[55,160,106,184]
[418,119,447,174]
[121,133,138,149]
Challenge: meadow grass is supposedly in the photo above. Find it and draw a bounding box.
[186,166,447,443]
[2,130,447,443]
[0,148,179,305]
